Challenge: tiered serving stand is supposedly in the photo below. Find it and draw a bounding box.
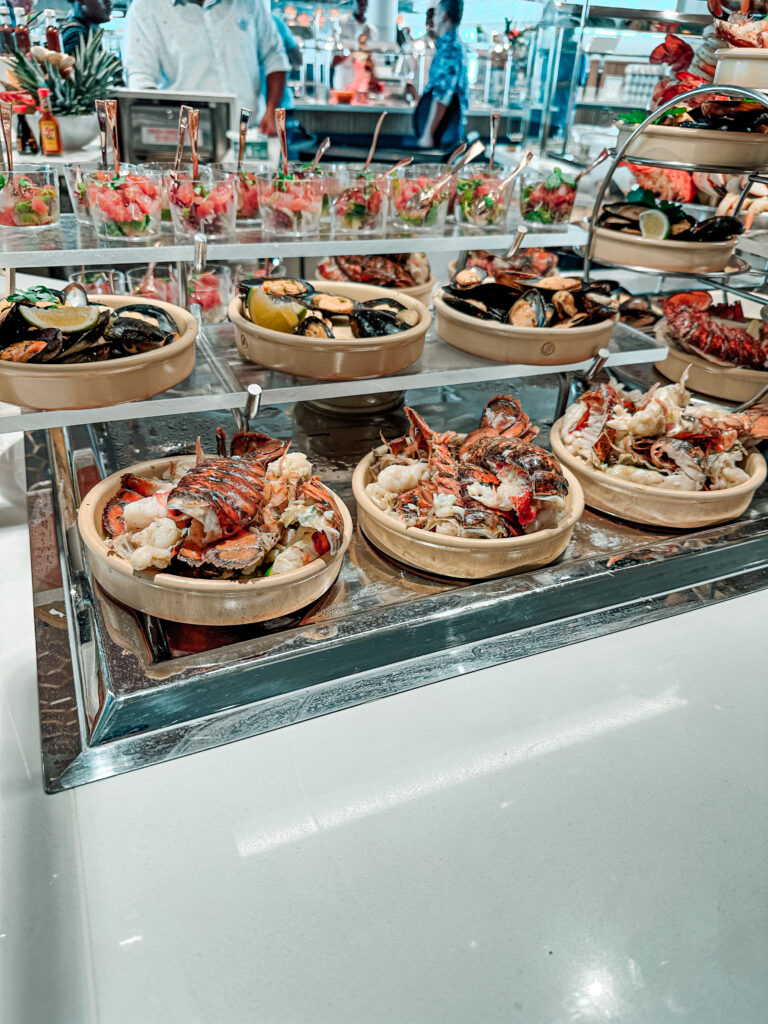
[5,128,768,791]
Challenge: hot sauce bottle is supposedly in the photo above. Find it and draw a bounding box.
[0,7,16,54]
[13,7,29,54]
[37,87,62,156]
[43,9,61,52]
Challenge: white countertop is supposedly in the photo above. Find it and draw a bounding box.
[1,430,767,1024]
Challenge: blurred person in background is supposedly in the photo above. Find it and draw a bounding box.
[269,11,301,111]
[123,0,289,136]
[62,0,112,54]
[338,0,377,48]
[407,0,467,148]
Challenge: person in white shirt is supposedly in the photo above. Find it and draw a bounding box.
[123,0,289,136]
[337,0,378,49]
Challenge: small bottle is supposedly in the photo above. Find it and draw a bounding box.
[14,104,38,154]
[43,9,60,52]
[0,6,16,53]
[37,87,62,156]
[13,7,29,54]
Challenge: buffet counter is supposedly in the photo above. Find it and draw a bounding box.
[2,429,767,1021]
[293,98,522,139]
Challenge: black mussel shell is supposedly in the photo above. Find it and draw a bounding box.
[30,327,64,363]
[532,276,582,292]
[349,308,403,338]
[598,215,641,234]
[452,266,488,289]
[104,316,175,355]
[587,279,621,295]
[442,292,496,320]
[309,293,356,316]
[507,289,549,328]
[59,308,112,357]
[59,341,112,364]
[689,215,743,241]
[0,301,37,349]
[297,315,334,338]
[362,297,408,314]
[601,203,644,222]
[443,280,517,317]
[116,303,179,337]
[261,278,314,299]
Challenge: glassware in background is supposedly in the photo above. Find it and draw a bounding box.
[391,163,450,233]
[331,164,390,236]
[187,265,232,323]
[453,163,513,231]
[233,259,286,298]
[126,265,180,304]
[68,269,128,296]
[214,161,271,224]
[85,168,164,242]
[519,167,578,232]
[0,166,59,229]
[165,169,238,240]
[63,162,93,226]
[255,170,324,238]
[138,161,194,226]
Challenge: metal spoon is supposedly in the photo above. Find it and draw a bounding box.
[0,103,13,176]
[575,147,610,183]
[469,148,534,221]
[237,107,252,173]
[276,108,289,176]
[404,138,485,218]
[489,112,500,170]
[95,99,108,170]
[444,141,467,168]
[188,108,199,179]
[363,111,387,171]
[307,135,331,172]
[174,105,191,173]
[504,222,528,260]
[105,99,119,176]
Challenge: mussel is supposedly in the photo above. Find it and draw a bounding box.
[443,280,517,319]
[362,297,408,314]
[104,316,175,355]
[507,290,551,328]
[349,308,403,338]
[441,293,497,320]
[452,266,488,289]
[551,290,578,320]
[0,328,63,363]
[689,215,743,242]
[0,301,39,349]
[261,278,313,299]
[309,293,356,316]
[116,304,180,338]
[297,315,334,338]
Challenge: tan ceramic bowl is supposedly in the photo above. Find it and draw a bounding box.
[229,280,430,381]
[617,122,768,172]
[551,417,766,529]
[714,48,768,89]
[352,451,584,579]
[655,321,768,404]
[0,296,197,411]
[434,288,616,365]
[77,455,352,625]
[589,224,738,274]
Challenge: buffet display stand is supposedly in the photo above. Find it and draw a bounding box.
[4,146,768,792]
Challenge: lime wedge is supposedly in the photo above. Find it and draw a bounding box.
[20,304,102,334]
[639,209,670,240]
[246,288,304,333]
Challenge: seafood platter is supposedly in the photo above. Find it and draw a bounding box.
[228,277,430,381]
[711,0,768,88]
[654,289,768,403]
[27,378,768,789]
[0,285,197,410]
[434,265,618,365]
[551,376,768,528]
[317,253,435,305]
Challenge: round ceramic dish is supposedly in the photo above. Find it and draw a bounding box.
[77,455,353,625]
[0,296,197,411]
[352,451,584,580]
[714,48,768,89]
[588,225,738,274]
[434,289,616,365]
[617,121,768,172]
[654,320,768,404]
[550,417,767,529]
[229,280,430,381]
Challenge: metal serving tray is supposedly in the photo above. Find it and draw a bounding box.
[28,373,768,792]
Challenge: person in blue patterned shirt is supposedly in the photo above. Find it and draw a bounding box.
[417,0,467,148]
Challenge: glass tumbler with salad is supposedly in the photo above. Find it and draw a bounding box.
[454,164,512,231]
[63,163,94,226]
[187,265,233,324]
[391,164,450,233]
[126,265,180,305]
[68,269,128,296]
[85,168,164,241]
[255,170,324,238]
[0,167,59,229]
[519,167,578,231]
[332,164,391,235]
[165,169,238,240]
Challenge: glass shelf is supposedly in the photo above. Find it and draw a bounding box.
[0,320,665,435]
[0,215,587,269]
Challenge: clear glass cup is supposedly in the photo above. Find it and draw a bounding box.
[234,260,287,297]
[126,265,180,305]
[255,170,324,238]
[453,163,513,231]
[391,163,450,233]
[85,168,164,242]
[311,161,348,225]
[0,166,59,229]
[519,167,578,232]
[331,164,391,235]
[186,265,233,323]
[68,269,128,296]
[138,161,195,226]
[214,161,271,223]
[63,162,95,226]
[165,168,238,240]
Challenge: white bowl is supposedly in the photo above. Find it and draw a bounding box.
[714,47,768,89]
[589,224,739,274]
[617,121,768,172]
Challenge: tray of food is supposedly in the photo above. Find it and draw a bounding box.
[0,286,197,410]
[228,277,430,380]
[317,253,435,305]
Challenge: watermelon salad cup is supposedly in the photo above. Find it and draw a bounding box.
[165,169,238,240]
[215,162,271,224]
[187,266,232,324]
[85,169,163,242]
[63,162,94,226]
[126,266,180,305]
[255,171,324,238]
[138,162,196,225]
[454,165,512,231]
[0,168,59,229]
[519,167,578,232]
[391,164,450,233]
[332,166,390,235]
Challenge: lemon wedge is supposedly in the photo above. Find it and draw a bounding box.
[246,288,305,333]
[639,209,670,240]
[20,304,103,333]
